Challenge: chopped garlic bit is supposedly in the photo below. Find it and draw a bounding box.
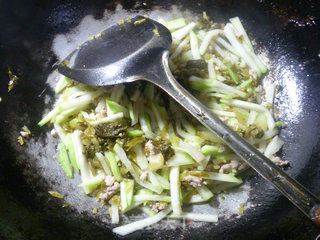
[92,207,98,214]
[8,67,19,92]
[134,19,146,26]
[51,128,57,137]
[20,125,31,139]
[48,191,64,199]
[153,28,160,37]
[18,136,24,145]
[238,203,245,216]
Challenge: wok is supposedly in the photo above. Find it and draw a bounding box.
[0,0,319,239]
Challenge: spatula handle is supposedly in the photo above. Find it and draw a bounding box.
[152,51,320,225]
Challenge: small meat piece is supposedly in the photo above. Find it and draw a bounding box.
[255,85,264,93]
[149,201,168,213]
[184,175,203,188]
[99,108,107,117]
[218,145,226,153]
[20,131,30,138]
[276,159,290,168]
[99,176,120,201]
[51,129,57,137]
[140,172,149,182]
[219,160,240,174]
[144,140,159,156]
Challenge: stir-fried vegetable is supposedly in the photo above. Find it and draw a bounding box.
[40,14,284,236]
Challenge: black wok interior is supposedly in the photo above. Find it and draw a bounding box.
[0,0,319,239]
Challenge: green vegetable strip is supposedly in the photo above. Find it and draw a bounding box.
[38,108,59,126]
[140,206,157,216]
[275,121,284,127]
[65,134,79,172]
[106,99,129,117]
[196,185,213,201]
[133,194,171,202]
[79,174,104,194]
[133,144,149,170]
[71,130,92,194]
[202,172,243,183]
[164,18,186,31]
[229,17,254,51]
[106,151,123,182]
[120,179,134,211]
[57,143,73,178]
[201,145,219,156]
[95,152,112,175]
[225,65,240,84]
[127,129,144,137]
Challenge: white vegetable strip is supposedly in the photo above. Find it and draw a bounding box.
[190,31,201,59]
[95,152,112,175]
[139,109,156,139]
[128,102,138,126]
[112,207,172,236]
[222,99,267,112]
[264,83,276,105]
[211,80,247,98]
[172,22,196,45]
[148,171,163,192]
[111,204,119,224]
[229,17,253,51]
[114,144,162,193]
[224,23,260,74]
[216,37,238,56]
[251,129,279,144]
[184,194,206,204]
[171,38,189,59]
[264,110,276,130]
[167,152,195,167]
[264,136,284,158]
[111,84,125,102]
[211,109,236,117]
[152,171,170,189]
[71,130,92,193]
[202,171,242,183]
[133,144,149,170]
[59,89,104,111]
[196,185,214,201]
[53,123,68,145]
[170,167,182,215]
[114,144,139,179]
[247,110,258,126]
[173,141,205,163]
[169,212,218,222]
[133,194,171,202]
[208,58,216,80]
[164,18,186,31]
[199,29,222,55]
[86,112,124,126]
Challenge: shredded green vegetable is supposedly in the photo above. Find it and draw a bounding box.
[39,14,283,236]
